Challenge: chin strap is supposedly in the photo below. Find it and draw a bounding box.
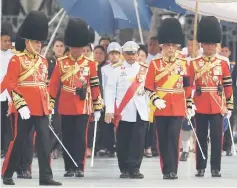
[29,40,39,55]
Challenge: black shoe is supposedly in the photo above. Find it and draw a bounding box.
[75,169,84,177]
[129,171,144,179]
[180,152,189,161]
[226,150,232,156]
[195,169,205,177]
[152,151,159,157]
[170,172,178,179]
[163,173,172,180]
[108,152,116,158]
[2,177,15,185]
[39,179,62,186]
[23,170,32,179]
[97,149,107,156]
[211,169,221,177]
[119,172,130,179]
[17,171,24,179]
[64,169,75,177]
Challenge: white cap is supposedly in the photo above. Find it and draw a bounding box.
[107,42,121,54]
[122,41,139,52]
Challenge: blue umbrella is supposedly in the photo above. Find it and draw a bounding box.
[57,0,152,35]
[147,0,186,14]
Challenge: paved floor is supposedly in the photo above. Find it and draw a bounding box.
[1,152,237,187]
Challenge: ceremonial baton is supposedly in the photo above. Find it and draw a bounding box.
[48,115,78,167]
[91,120,98,167]
[188,119,206,160]
[226,117,237,156]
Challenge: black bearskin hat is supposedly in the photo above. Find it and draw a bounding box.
[1,20,13,37]
[64,18,89,47]
[15,26,25,52]
[197,16,221,43]
[158,18,184,45]
[20,11,48,41]
[88,26,95,44]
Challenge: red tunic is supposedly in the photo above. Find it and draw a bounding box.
[189,55,233,114]
[2,50,50,116]
[48,54,102,115]
[145,56,192,117]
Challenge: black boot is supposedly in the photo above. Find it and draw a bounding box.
[180,152,189,161]
[17,171,24,179]
[23,170,32,179]
[226,150,232,156]
[170,172,178,179]
[119,172,130,179]
[195,169,205,177]
[129,171,144,179]
[211,169,221,177]
[39,179,62,186]
[75,169,84,177]
[2,177,15,185]
[64,169,75,177]
[163,173,173,180]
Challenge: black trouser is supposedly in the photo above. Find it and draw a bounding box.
[61,115,89,171]
[195,113,223,171]
[16,126,34,173]
[223,114,234,151]
[155,116,182,174]
[87,121,94,149]
[50,113,62,151]
[116,114,147,173]
[2,115,52,181]
[145,122,157,151]
[1,101,12,153]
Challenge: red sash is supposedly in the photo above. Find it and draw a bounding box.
[112,64,147,127]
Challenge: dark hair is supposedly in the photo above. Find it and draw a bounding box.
[52,36,64,47]
[64,46,70,54]
[149,36,158,41]
[221,44,231,51]
[94,45,106,54]
[99,37,111,44]
[138,44,148,57]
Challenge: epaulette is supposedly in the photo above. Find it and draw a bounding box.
[230,61,235,65]
[84,55,94,62]
[139,62,148,68]
[216,55,228,62]
[58,55,68,61]
[15,52,25,57]
[152,56,162,61]
[112,62,123,68]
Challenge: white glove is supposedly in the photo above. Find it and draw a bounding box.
[94,111,101,121]
[18,106,31,120]
[226,110,232,119]
[154,99,166,110]
[51,109,55,115]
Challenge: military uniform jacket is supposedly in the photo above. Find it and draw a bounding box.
[190,55,233,114]
[145,56,192,117]
[105,61,149,122]
[48,54,103,115]
[2,50,50,115]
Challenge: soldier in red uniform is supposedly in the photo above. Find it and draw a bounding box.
[49,18,102,178]
[1,11,61,186]
[190,16,233,178]
[145,18,192,180]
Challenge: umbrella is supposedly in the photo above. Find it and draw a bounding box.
[147,0,186,14]
[175,0,237,23]
[57,0,151,35]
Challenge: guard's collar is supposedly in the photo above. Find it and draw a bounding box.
[203,54,216,62]
[69,53,83,61]
[162,56,176,63]
[24,49,37,59]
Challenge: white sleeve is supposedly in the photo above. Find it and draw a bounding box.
[101,67,106,90]
[104,69,119,114]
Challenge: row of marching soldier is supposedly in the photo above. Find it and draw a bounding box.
[0,10,235,186]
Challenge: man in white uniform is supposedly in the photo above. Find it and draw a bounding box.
[104,41,149,179]
[0,22,14,157]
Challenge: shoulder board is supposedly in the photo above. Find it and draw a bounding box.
[57,55,68,61]
[84,56,94,62]
[112,62,123,68]
[176,56,187,61]
[152,56,162,61]
[190,56,202,61]
[15,52,25,57]
[139,62,148,68]
[230,62,235,65]
[216,55,228,61]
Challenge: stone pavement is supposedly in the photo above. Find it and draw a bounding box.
[1,152,237,187]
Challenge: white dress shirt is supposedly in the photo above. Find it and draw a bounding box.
[105,61,149,122]
[0,49,14,101]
